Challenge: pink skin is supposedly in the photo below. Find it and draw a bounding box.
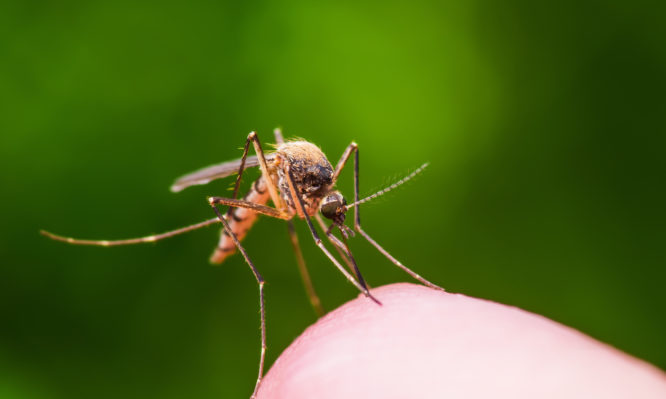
[258,283,666,399]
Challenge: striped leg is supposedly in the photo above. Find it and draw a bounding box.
[40,217,221,246]
[208,202,267,399]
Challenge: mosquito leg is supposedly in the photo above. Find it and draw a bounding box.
[356,227,443,290]
[349,145,445,291]
[331,142,357,184]
[40,217,221,246]
[284,166,380,305]
[248,132,286,212]
[208,197,290,220]
[286,220,325,317]
[209,201,267,399]
[226,132,254,218]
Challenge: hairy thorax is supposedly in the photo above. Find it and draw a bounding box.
[273,141,334,217]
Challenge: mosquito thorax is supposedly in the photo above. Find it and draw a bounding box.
[274,141,334,217]
[320,191,347,224]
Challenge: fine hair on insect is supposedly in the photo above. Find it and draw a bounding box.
[41,128,443,398]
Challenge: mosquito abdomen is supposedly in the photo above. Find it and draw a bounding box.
[210,177,271,264]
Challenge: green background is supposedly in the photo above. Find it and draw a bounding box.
[2,1,665,398]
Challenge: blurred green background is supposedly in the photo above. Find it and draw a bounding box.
[1,0,665,397]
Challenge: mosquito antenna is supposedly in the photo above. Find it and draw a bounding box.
[40,217,221,246]
[345,162,429,210]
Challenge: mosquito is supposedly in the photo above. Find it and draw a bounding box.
[41,128,444,398]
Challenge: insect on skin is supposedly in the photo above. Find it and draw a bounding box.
[41,128,444,398]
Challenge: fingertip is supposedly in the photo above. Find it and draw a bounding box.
[258,283,666,399]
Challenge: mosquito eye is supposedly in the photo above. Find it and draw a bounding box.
[321,192,347,220]
[321,200,340,219]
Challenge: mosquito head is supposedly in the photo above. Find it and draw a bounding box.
[320,190,347,225]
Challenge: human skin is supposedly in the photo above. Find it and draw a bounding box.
[257,283,666,399]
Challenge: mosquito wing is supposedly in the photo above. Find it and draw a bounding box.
[170,154,275,193]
